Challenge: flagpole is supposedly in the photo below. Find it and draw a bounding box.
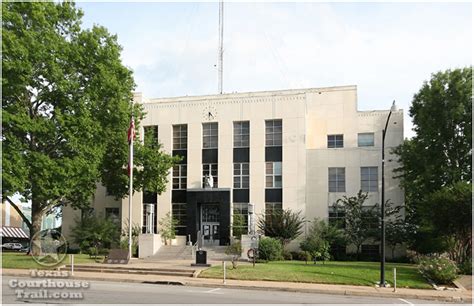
[128,116,134,260]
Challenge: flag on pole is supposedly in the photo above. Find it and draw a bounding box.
[127,116,135,144]
[127,116,135,176]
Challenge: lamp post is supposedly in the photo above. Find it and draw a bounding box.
[380,100,397,287]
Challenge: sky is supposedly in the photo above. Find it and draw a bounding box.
[76,1,472,138]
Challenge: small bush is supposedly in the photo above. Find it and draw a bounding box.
[418,255,459,284]
[282,249,293,260]
[258,237,283,261]
[290,251,307,261]
[458,260,472,275]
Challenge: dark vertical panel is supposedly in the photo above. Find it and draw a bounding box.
[202,149,218,163]
[265,146,282,162]
[233,148,250,162]
[265,189,283,202]
[233,189,249,203]
[172,150,187,164]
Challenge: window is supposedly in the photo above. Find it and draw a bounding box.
[361,167,378,192]
[328,167,345,192]
[234,121,250,147]
[233,163,249,189]
[105,208,120,224]
[265,202,282,228]
[173,125,187,150]
[144,125,158,148]
[203,122,218,148]
[327,134,344,148]
[328,207,345,229]
[202,163,218,188]
[361,245,380,259]
[142,203,157,234]
[233,203,249,233]
[265,162,282,188]
[172,165,187,190]
[358,133,374,147]
[265,120,282,146]
[172,203,187,230]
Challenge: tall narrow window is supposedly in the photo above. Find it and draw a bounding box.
[173,125,188,150]
[172,165,187,190]
[202,163,218,187]
[172,203,187,231]
[265,162,282,188]
[265,120,282,146]
[234,121,250,147]
[328,167,345,192]
[361,167,378,192]
[327,134,344,148]
[144,125,158,148]
[233,203,249,233]
[358,133,374,147]
[203,122,218,149]
[233,163,249,189]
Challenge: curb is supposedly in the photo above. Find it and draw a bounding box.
[2,271,470,303]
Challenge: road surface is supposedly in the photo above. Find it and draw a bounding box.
[2,275,447,304]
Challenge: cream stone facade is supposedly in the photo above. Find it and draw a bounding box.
[62,85,404,258]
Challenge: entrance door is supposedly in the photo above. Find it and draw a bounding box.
[201,203,220,246]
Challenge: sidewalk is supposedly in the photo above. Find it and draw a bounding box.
[2,268,471,303]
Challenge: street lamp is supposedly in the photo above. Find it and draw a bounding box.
[380,100,397,287]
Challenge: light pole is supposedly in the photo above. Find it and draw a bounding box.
[380,100,397,287]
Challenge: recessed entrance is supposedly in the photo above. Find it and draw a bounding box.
[201,203,220,246]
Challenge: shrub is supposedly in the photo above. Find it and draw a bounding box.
[282,249,293,260]
[225,241,242,269]
[258,237,283,261]
[458,260,472,275]
[418,255,459,284]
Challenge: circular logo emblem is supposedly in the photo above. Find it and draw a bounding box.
[30,229,68,267]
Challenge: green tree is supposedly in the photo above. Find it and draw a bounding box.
[2,2,178,253]
[300,219,342,263]
[423,182,471,264]
[258,209,305,246]
[158,212,178,245]
[334,191,379,259]
[393,67,472,255]
[71,213,120,258]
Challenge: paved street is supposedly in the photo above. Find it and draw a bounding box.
[2,276,448,304]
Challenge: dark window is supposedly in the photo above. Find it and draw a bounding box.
[144,125,158,148]
[173,125,187,150]
[233,163,249,189]
[234,121,250,147]
[327,134,344,148]
[172,203,187,230]
[361,167,378,192]
[328,167,345,192]
[105,208,120,224]
[265,120,282,146]
[328,208,345,229]
[172,164,187,190]
[361,245,380,258]
[203,123,218,149]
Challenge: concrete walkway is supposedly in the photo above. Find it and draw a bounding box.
[2,267,471,303]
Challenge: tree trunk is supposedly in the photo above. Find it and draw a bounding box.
[30,199,44,256]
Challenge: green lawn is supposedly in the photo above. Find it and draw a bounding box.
[2,252,105,269]
[200,260,431,289]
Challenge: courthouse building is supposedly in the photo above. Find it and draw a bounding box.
[62,85,404,256]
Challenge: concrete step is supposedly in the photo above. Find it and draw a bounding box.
[61,265,195,277]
